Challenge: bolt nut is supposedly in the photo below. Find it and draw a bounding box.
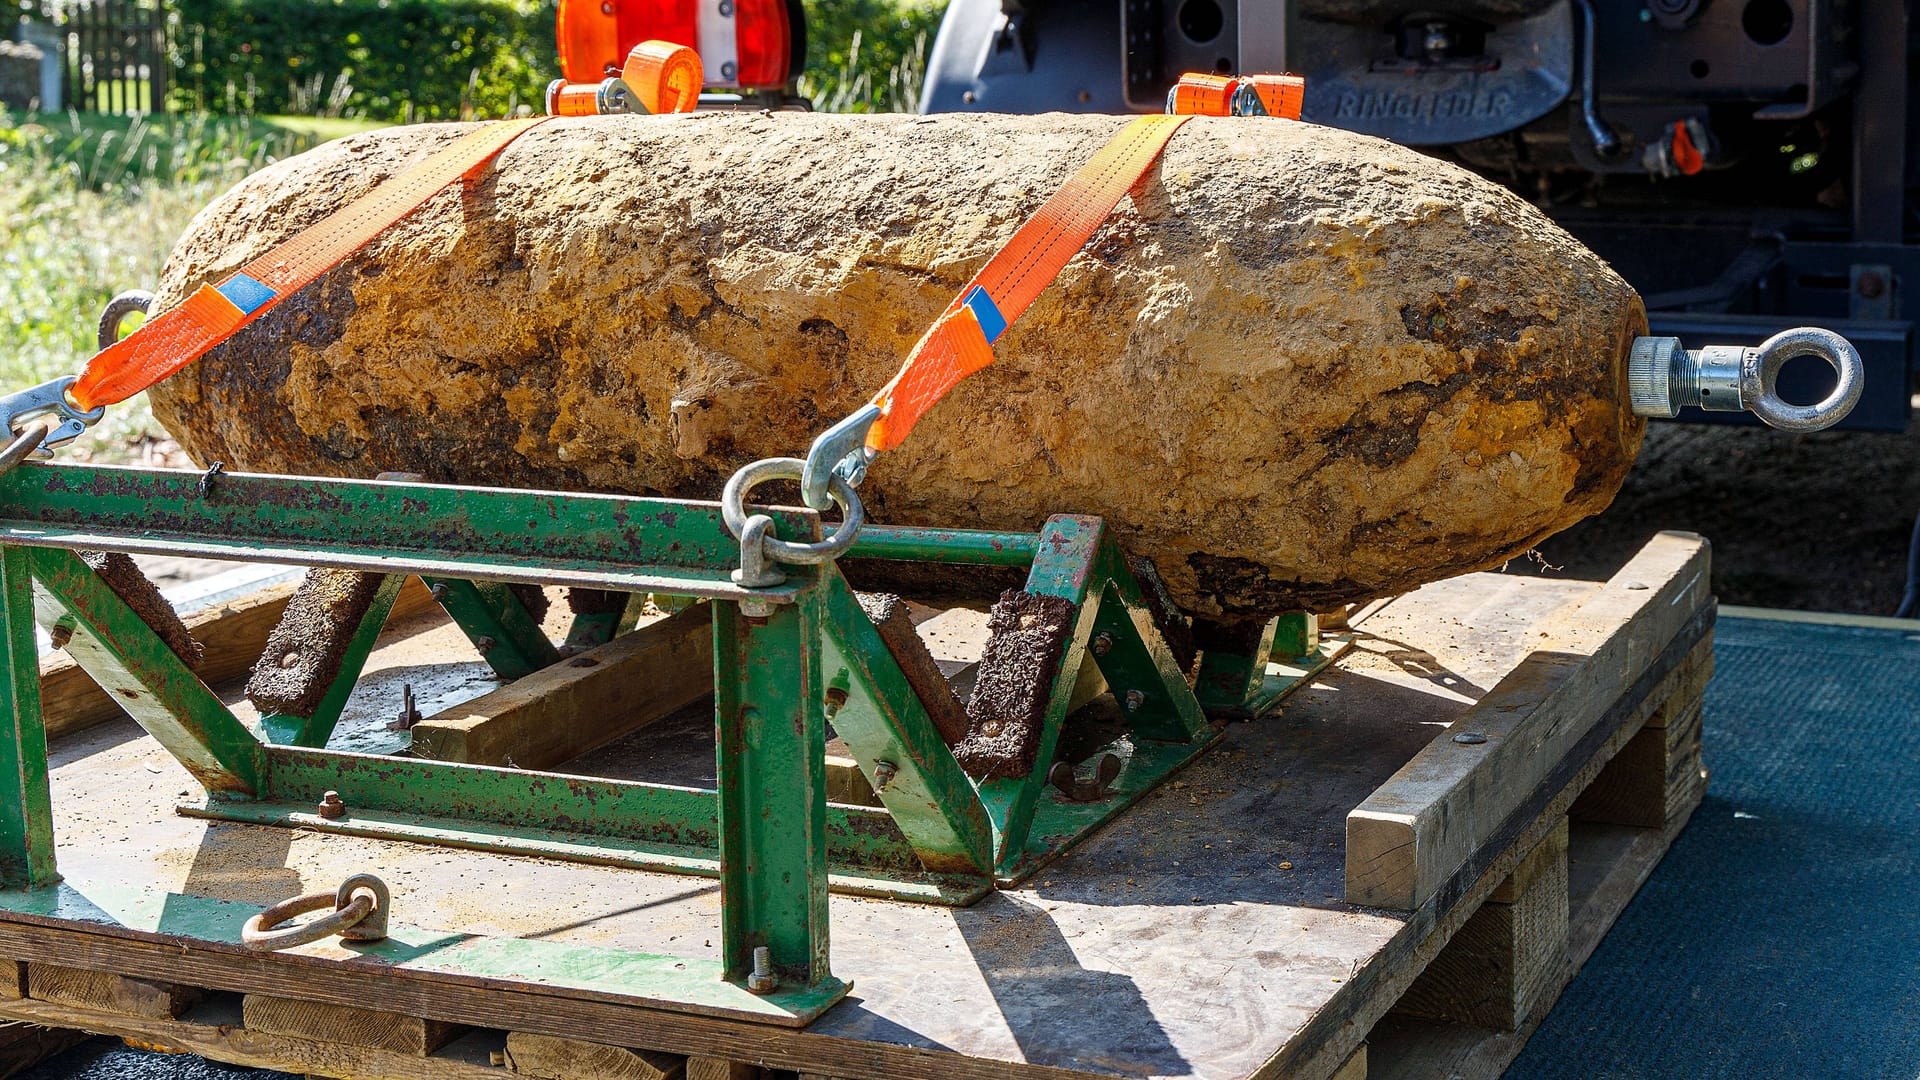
[317,791,347,819]
[429,583,449,602]
[1452,732,1488,745]
[745,945,777,994]
[1091,632,1115,658]
[872,759,898,791]
[474,635,496,653]
[1123,689,1147,713]
[46,625,72,651]
[823,686,848,719]
[721,60,738,81]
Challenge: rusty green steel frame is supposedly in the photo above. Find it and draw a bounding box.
[0,461,1335,1021]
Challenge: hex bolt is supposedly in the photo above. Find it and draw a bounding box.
[823,686,848,720]
[721,60,738,81]
[872,760,898,791]
[316,791,347,819]
[474,635,497,654]
[429,582,449,602]
[1453,732,1488,745]
[1091,632,1115,658]
[746,946,777,994]
[717,0,734,14]
[46,625,72,651]
[1123,689,1147,713]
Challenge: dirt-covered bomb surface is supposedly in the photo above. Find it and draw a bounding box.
[147,111,1645,620]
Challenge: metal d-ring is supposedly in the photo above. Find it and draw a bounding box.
[97,290,154,351]
[241,873,390,952]
[721,457,865,575]
[1743,326,1864,434]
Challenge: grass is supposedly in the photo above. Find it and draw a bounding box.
[0,109,387,460]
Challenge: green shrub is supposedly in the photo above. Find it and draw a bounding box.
[170,0,558,120]
[799,0,944,112]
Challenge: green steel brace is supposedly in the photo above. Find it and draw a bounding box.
[715,596,831,989]
[27,545,265,794]
[562,593,645,653]
[423,577,562,678]
[975,515,1214,878]
[0,548,54,890]
[257,572,407,747]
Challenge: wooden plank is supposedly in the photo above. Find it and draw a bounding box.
[823,750,877,807]
[0,994,506,1080]
[243,994,468,1055]
[1347,531,1711,910]
[1392,818,1569,1030]
[0,962,21,1001]
[40,576,437,740]
[686,1059,759,1080]
[0,926,1094,1080]
[410,604,713,768]
[505,1031,685,1079]
[26,963,199,1019]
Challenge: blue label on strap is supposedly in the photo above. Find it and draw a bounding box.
[962,285,1008,344]
[215,273,278,316]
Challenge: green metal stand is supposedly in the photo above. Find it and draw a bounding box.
[0,461,1336,1023]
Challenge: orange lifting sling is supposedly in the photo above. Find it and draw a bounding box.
[68,40,703,412]
[862,72,1304,453]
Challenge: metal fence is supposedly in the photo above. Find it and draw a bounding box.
[59,0,170,114]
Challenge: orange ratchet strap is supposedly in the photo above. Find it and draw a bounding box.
[1167,72,1304,118]
[863,114,1190,453]
[625,40,703,114]
[68,116,558,412]
[861,72,1303,453]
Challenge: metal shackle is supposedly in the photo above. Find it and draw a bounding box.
[1627,326,1864,433]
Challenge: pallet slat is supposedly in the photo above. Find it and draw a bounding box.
[243,994,468,1056]
[505,1031,686,1079]
[1347,531,1710,910]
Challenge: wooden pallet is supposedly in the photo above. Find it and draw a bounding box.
[0,533,1713,1080]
